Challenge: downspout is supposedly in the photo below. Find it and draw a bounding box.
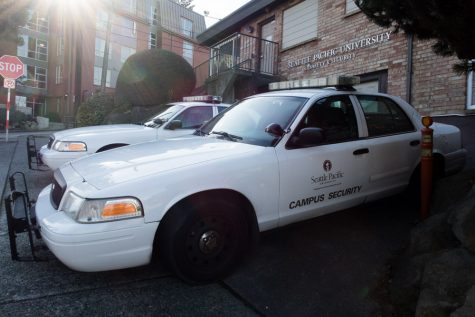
[466,60,473,110]
[405,33,414,104]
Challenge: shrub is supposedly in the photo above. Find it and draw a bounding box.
[75,92,115,127]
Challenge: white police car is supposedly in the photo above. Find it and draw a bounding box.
[34,76,466,282]
[39,96,229,169]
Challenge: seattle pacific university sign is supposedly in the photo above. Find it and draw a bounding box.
[287,32,392,72]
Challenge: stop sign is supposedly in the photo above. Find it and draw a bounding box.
[0,55,24,79]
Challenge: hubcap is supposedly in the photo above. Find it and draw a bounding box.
[199,230,220,254]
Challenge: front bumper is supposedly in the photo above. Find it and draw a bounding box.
[35,186,158,272]
[39,145,87,170]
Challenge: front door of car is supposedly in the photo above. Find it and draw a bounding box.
[277,95,369,226]
[159,106,215,139]
[353,95,420,201]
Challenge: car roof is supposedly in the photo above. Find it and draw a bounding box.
[248,88,400,100]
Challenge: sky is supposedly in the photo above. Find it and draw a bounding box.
[191,0,252,27]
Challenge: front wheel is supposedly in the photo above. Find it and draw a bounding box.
[158,197,250,283]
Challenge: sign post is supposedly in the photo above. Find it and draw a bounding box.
[0,55,25,142]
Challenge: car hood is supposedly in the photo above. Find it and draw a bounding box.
[69,136,258,190]
[53,124,153,141]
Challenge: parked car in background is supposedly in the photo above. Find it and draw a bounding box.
[34,76,466,283]
[39,96,229,169]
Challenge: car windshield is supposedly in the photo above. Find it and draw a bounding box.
[143,105,185,127]
[197,96,307,147]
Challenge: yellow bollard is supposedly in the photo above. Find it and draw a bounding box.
[420,116,433,220]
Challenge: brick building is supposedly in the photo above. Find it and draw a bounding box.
[197,0,474,115]
[1,0,209,122]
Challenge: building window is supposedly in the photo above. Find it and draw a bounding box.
[151,7,158,25]
[113,16,136,38]
[18,36,48,61]
[120,46,136,63]
[183,41,193,65]
[119,0,137,14]
[95,38,112,59]
[96,10,109,30]
[181,17,193,38]
[15,95,27,107]
[17,35,28,58]
[26,10,49,33]
[57,37,64,56]
[282,0,318,49]
[22,65,47,89]
[346,0,360,14]
[94,66,111,87]
[28,38,48,61]
[149,32,157,48]
[55,65,63,84]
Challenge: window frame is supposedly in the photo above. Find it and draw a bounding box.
[282,0,318,50]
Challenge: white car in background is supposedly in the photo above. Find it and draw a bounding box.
[34,76,466,283]
[39,96,229,169]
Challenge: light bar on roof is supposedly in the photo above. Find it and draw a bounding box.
[182,95,222,103]
[269,75,360,91]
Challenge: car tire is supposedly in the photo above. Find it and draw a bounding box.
[158,196,250,283]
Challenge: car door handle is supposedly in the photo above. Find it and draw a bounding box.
[353,148,369,155]
[410,140,420,146]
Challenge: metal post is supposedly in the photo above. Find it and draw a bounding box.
[6,87,10,142]
[467,60,474,110]
[420,116,433,220]
[101,11,112,91]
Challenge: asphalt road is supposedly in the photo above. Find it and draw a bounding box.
[0,115,473,316]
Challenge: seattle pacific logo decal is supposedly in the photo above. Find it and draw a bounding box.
[323,160,332,172]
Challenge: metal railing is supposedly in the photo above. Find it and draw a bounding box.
[194,33,279,87]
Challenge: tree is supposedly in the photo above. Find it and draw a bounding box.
[0,0,29,54]
[115,49,196,107]
[355,0,475,71]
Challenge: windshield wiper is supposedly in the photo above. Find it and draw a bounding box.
[211,131,243,141]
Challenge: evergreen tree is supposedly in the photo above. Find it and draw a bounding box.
[355,0,475,71]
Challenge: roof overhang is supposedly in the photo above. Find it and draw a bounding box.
[197,0,283,46]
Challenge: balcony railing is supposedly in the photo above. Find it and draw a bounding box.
[194,33,279,88]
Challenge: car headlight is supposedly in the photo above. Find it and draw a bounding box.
[52,141,87,152]
[61,192,143,223]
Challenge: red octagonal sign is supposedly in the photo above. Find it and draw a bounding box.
[0,55,25,79]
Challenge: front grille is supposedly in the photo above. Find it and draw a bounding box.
[50,170,66,210]
[47,136,54,149]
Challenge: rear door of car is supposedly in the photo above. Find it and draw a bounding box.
[352,94,420,201]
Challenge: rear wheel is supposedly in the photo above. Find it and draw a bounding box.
[158,196,249,283]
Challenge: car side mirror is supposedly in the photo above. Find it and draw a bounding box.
[265,123,285,137]
[167,120,182,130]
[298,127,325,146]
